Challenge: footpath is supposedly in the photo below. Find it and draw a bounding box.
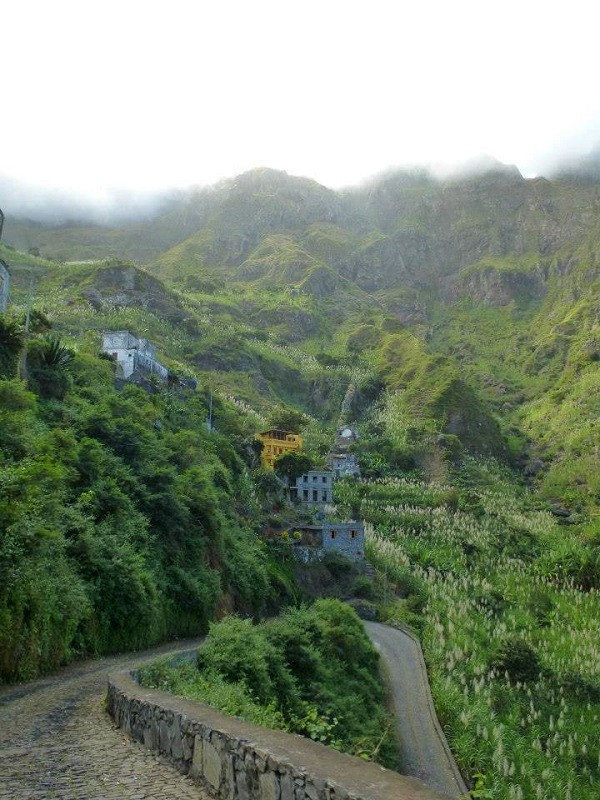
[0,640,208,800]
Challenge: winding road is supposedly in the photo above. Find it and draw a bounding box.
[0,640,208,800]
[365,622,467,799]
[0,624,467,799]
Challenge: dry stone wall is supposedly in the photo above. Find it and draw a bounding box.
[107,670,447,800]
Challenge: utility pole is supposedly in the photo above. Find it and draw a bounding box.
[205,382,214,431]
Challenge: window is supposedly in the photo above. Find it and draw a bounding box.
[322,476,327,483]
[303,490,309,501]
[322,491,327,502]
[330,530,337,539]
[351,530,357,539]
[313,490,318,502]
[312,475,317,482]
[303,475,308,483]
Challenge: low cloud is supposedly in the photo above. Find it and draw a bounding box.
[0,175,178,225]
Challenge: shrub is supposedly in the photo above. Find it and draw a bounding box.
[488,637,541,682]
[351,575,376,600]
[322,551,354,578]
[187,601,397,766]
[0,317,24,378]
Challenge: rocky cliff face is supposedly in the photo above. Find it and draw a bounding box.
[448,264,548,306]
[80,264,191,324]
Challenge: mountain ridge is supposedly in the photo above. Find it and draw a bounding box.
[1,161,598,512]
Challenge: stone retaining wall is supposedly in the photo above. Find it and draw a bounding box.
[107,670,448,800]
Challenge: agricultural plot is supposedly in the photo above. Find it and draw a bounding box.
[335,469,600,800]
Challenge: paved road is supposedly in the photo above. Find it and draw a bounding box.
[365,622,467,800]
[0,624,467,800]
[0,640,209,800]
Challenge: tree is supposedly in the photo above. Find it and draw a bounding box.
[27,335,74,399]
[0,317,24,378]
[274,450,313,483]
[268,407,309,433]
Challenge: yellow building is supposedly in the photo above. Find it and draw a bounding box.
[256,429,303,469]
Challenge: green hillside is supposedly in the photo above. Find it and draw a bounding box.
[1,164,599,798]
[4,163,599,514]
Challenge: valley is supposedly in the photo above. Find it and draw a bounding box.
[0,161,598,799]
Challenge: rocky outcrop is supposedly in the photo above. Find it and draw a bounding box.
[448,264,547,306]
[80,264,191,323]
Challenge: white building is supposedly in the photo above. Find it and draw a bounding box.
[102,331,168,381]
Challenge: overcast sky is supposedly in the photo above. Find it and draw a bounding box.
[3,0,600,203]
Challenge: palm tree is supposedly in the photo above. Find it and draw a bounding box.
[27,335,74,398]
[32,336,74,369]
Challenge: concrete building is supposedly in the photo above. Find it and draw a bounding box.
[256,429,303,469]
[322,521,364,561]
[286,521,365,563]
[327,452,361,478]
[0,261,9,315]
[102,331,168,382]
[294,470,334,505]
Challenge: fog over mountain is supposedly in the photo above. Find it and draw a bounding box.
[0,175,177,225]
[3,148,600,227]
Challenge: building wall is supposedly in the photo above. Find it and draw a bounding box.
[135,351,169,380]
[103,331,139,351]
[256,431,303,469]
[102,331,168,381]
[295,471,334,505]
[322,522,365,561]
[329,454,361,478]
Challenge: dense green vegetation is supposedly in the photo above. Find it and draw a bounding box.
[139,599,398,768]
[334,461,600,800]
[1,162,599,796]
[0,343,271,682]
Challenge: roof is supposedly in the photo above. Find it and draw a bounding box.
[301,470,333,476]
[257,428,296,437]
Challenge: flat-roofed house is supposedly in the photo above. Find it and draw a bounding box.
[285,521,365,563]
[295,470,334,506]
[256,428,303,469]
[102,331,168,382]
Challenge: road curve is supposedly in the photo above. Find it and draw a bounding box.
[0,624,467,800]
[365,621,468,800]
[0,639,209,800]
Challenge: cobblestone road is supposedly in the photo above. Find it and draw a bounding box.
[0,641,210,800]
